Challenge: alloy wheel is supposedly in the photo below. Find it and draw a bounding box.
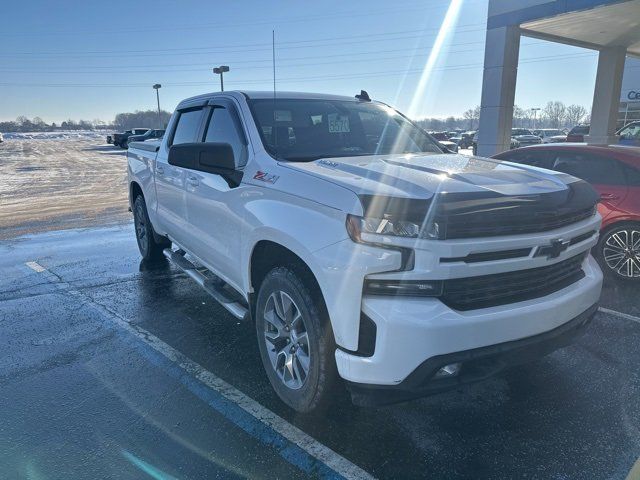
[263,290,311,390]
[603,228,640,278]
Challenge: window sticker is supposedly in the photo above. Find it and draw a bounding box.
[328,113,350,133]
[274,110,292,122]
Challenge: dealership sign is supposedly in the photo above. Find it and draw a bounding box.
[627,90,640,101]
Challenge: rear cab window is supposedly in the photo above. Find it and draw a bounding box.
[170,108,205,146]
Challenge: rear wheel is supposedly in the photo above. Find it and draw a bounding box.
[597,223,640,281]
[255,266,338,413]
[133,195,170,262]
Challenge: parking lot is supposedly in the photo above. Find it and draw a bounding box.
[1,139,639,479]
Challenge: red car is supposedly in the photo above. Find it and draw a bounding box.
[493,143,640,281]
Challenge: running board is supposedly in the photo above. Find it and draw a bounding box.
[163,248,249,321]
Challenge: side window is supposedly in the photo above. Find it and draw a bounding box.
[552,153,626,185]
[623,164,640,186]
[171,108,204,146]
[204,107,248,167]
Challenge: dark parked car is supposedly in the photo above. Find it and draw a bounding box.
[127,129,165,146]
[113,128,150,148]
[566,124,589,142]
[511,128,542,147]
[493,143,640,281]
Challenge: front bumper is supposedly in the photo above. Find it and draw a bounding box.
[346,302,598,406]
[335,254,602,397]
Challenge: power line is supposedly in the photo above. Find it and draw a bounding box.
[0,51,599,88]
[0,50,593,75]
[0,26,488,59]
[0,0,484,37]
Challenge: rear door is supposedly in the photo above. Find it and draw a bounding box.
[184,99,250,288]
[155,106,206,245]
[550,151,629,221]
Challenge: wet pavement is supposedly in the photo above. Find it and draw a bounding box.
[1,223,639,479]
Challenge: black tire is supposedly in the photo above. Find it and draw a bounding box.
[121,139,128,149]
[597,222,640,282]
[132,195,170,262]
[255,266,339,413]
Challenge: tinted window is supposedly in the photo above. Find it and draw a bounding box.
[204,107,247,167]
[552,153,626,185]
[512,129,533,136]
[624,164,640,186]
[569,125,589,135]
[172,108,203,145]
[249,99,442,161]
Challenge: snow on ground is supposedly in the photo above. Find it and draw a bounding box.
[3,130,108,140]
[0,137,130,239]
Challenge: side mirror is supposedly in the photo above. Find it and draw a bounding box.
[168,142,235,175]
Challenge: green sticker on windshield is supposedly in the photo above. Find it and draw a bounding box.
[328,113,350,133]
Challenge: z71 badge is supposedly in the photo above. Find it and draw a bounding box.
[253,171,279,184]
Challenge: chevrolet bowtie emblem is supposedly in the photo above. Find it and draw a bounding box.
[537,238,571,259]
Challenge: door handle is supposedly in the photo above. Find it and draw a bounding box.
[156,165,164,174]
[187,175,199,187]
[600,193,619,201]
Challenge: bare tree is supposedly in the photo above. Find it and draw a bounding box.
[463,105,481,130]
[542,101,566,129]
[565,104,587,127]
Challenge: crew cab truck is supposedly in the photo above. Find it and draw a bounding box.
[127,91,603,412]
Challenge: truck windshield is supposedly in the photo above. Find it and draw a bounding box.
[249,98,443,161]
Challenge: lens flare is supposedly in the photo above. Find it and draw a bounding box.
[407,0,464,119]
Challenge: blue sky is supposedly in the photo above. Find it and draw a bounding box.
[0,0,599,123]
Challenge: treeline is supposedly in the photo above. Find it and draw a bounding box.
[0,109,172,133]
[416,101,591,132]
[1,101,594,134]
[0,116,107,133]
[114,110,172,130]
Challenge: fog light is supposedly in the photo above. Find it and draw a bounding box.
[435,362,462,378]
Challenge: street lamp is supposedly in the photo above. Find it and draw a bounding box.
[531,107,541,130]
[213,65,230,91]
[153,84,162,127]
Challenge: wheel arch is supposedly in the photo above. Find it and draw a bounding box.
[248,240,327,323]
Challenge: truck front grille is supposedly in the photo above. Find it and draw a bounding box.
[441,253,586,311]
[441,206,595,239]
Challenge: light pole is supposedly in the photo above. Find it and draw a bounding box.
[213,66,230,91]
[153,84,162,127]
[531,107,540,130]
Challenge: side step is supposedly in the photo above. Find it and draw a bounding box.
[163,248,249,321]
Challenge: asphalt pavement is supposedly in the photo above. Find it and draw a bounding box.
[1,223,639,479]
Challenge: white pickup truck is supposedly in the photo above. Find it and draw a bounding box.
[127,90,603,412]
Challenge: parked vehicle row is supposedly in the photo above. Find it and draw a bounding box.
[109,128,165,148]
[127,90,602,413]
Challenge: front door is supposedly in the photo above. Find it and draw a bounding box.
[184,100,249,289]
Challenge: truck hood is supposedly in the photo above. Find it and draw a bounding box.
[280,152,571,200]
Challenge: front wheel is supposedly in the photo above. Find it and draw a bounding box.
[255,267,338,413]
[597,223,640,281]
[133,195,170,262]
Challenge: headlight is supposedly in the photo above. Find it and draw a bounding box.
[346,214,441,242]
[346,214,420,241]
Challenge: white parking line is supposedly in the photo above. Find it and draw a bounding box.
[24,260,376,480]
[598,306,640,324]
